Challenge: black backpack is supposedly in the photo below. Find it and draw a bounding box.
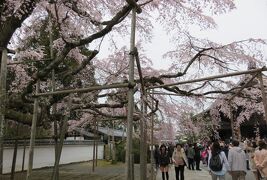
[209,152,223,171]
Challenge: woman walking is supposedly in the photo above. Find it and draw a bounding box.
[158,144,171,180]
[249,141,259,180]
[208,141,229,180]
[254,140,267,180]
[172,144,188,180]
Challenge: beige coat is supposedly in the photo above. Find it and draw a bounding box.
[172,148,188,167]
[254,149,267,177]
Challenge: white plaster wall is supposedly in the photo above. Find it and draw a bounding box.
[3,144,104,174]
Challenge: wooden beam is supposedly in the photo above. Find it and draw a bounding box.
[148,67,267,89]
[34,83,131,97]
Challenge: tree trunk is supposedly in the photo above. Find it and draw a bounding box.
[51,115,67,180]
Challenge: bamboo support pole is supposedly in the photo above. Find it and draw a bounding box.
[258,73,267,126]
[26,80,40,180]
[148,67,267,89]
[125,7,137,180]
[0,49,7,174]
[34,83,130,97]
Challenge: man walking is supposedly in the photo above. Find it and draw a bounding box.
[228,140,247,180]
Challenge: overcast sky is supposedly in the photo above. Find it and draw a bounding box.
[146,0,267,69]
[194,0,267,43]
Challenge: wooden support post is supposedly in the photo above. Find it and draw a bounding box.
[26,80,40,180]
[0,49,7,174]
[11,137,18,180]
[150,90,155,180]
[21,138,26,172]
[112,120,116,163]
[92,118,96,172]
[258,73,267,126]
[144,115,148,179]
[125,7,137,180]
[140,101,145,180]
[96,121,98,166]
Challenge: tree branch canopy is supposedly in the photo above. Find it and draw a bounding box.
[0,0,38,49]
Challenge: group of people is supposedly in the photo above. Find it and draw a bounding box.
[154,143,202,180]
[154,138,267,180]
[207,138,267,180]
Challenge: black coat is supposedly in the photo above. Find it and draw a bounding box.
[158,152,170,166]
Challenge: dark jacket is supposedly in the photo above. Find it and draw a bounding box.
[158,152,170,166]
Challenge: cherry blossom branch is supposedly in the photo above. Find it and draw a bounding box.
[159,47,213,79]
[72,4,132,46]
[63,1,110,26]
[61,50,98,80]
[125,0,142,13]
[139,0,153,7]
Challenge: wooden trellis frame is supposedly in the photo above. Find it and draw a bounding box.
[1,1,267,180]
[148,67,267,141]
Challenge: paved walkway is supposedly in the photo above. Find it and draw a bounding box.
[156,165,210,180]
[156,164,254,180]
[0,161,255,180]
